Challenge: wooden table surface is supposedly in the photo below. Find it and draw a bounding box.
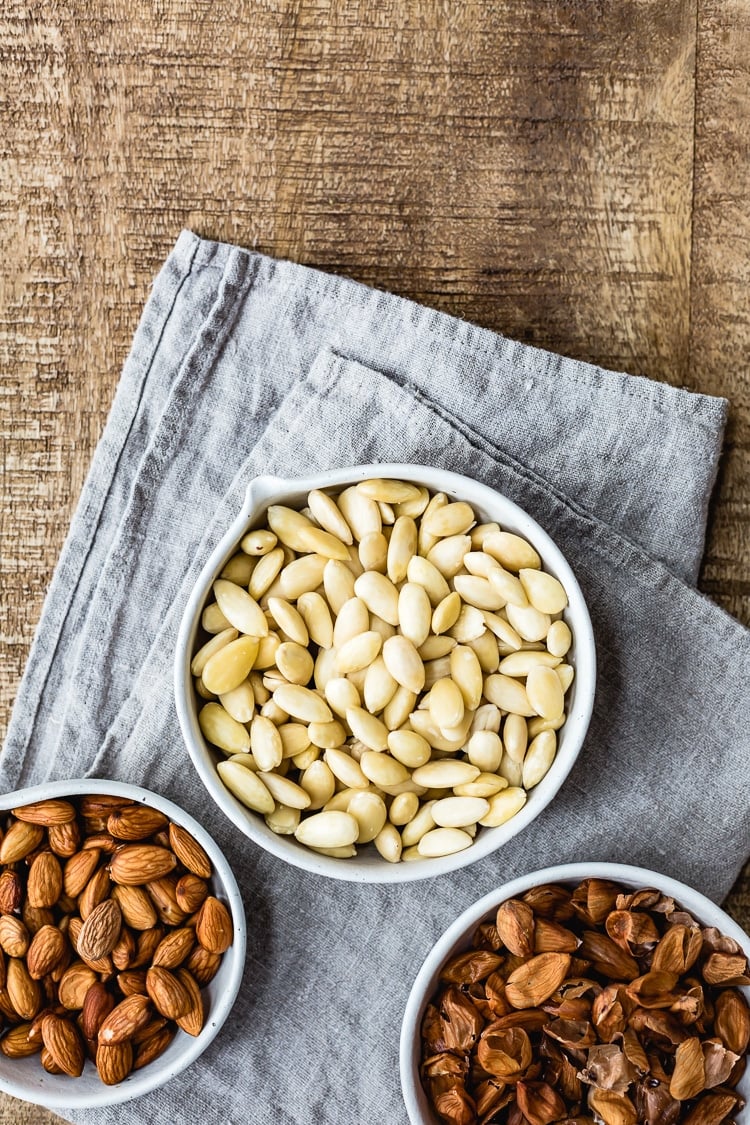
[1,1,749,1121]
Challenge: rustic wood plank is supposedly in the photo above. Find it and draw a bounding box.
[687,0,750,930]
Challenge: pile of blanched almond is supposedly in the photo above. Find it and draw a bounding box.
[192,478,575,861]
[420,878,750,1125]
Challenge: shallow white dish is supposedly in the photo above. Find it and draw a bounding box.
[0,778,246,1110]
[400,861,750,1124]
[175,463,596,883]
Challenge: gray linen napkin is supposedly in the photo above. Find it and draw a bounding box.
[2,230,749,1124]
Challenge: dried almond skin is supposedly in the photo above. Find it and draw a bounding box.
[505,953,572,1009]
[714,988,750,1054]
[670,1036,706,1100]
[496,899,536,958]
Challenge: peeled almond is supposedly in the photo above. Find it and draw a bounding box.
[201,635,259,695]
[387,517,418,583]
[353,572,400,626]
[417,828,473,857]
[199,703,251,754]
[294,811,359,849]
[212,581,269,638]
[519,568,568,614]
[217,761,274,814]
[398,583,432,648]
[307,490,353,545]
[382,636,425,694]
[432,797,489,828]
[429,678,465,731]
[525,666,565,721]
[483,532,541,572]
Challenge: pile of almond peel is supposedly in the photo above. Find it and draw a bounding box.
[420,880,750,1125]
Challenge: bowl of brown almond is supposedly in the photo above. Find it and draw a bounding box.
[175,464,596,882]
[401,862,750,1125]
[0,778,245,1109]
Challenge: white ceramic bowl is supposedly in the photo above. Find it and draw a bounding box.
[400,861,750,1124]
[0,778,246,1110]
[175,464,596,883]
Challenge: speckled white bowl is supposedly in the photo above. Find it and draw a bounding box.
[400,862,750,1124]
[175,464,596,883]
[0,778,246,1110]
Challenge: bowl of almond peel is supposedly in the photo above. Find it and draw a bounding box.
[400,862,750,1125]
[175,464,597,881]
[0,779,245,1109]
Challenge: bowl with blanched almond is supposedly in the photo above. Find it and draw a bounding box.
[174,465,596,882]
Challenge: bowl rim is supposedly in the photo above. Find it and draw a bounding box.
[399,860,750,1125]
[174,462,597,883]
[0,778,246,1110]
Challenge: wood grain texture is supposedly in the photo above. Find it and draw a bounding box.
[0,1,748,1119]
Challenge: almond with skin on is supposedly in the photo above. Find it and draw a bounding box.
[98,992,152,1044]
[109,845,177,886]
[133,1023,175,1070]
[63,849,101,898]
[168,823,212,879]
[185,945,221,986]
[0,915,30,959]
[112,884,158,930]
[96,1039,133,1085]
[13,800,77,826]
[714,989,750,1055]
[81,833,118,853]
[77,899,122,963]
[175,873,209,914]
[80,981,116,1040]
[116,970,148,997]
[6,957,42,1019]
[27,852,63,909]
[107,805,169,841]
[146,876,186,926]
[146,966,192,1019]
[41,1046,64,1074]
[111,926,136,971]
[130,926,164,969]
[78,865,112,920]
[152,926,195,969]
[133,1015,168,1045]
[0,870,23,914]
[26,925,67,980]
[79,795,133,818]
[0,821,44,864]
[175,968,204,1037]
[48,820,81,857]
[41,1013,85,1077]
[0,1022,41,1058]
[195,896,233,955]
[58,961,98,1009]
[21,901,54,935]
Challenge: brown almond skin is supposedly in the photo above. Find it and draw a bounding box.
[107,806,169,841]
[175,873,209,914]
[27,851,63,909]
[0,1022,42,1058]
[13,800,77,826]
[195,896,233,955]
[134,1023,175,1070]
[58,962,98,1010]
[112,884,158,931]
[0,915,30,959]
[175,968,204,1037]
[185,945,222,986]
[80,981,116,1040]
[98,992,152,1044]
[77,899,122,963]
[26,925,67,980]
[48,820,81,857]
[146,966,192,1019]
[79,865,112,920]
[169,823,212,878]
[116,970,148,997]
[41,1013,85,1077]
[109,845,177,886]
[0,822,44,865]
[146,877,187,927]
[97,1040,134,1085]
[0,870,23,914]
[6,957,41,1019]
[63,849,101,898]
[152,927,195,969]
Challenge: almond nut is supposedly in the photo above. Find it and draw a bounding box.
[168,823,212,879]
[146,966,192,1019]
[12,799,77,826]
[27,851,63,909]
[107,805,169,841]
[98,992,152,1044]
[109,845,177,886]
[96,1039,133,1085]
[77,899,122,963]
[195,896,233,955]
